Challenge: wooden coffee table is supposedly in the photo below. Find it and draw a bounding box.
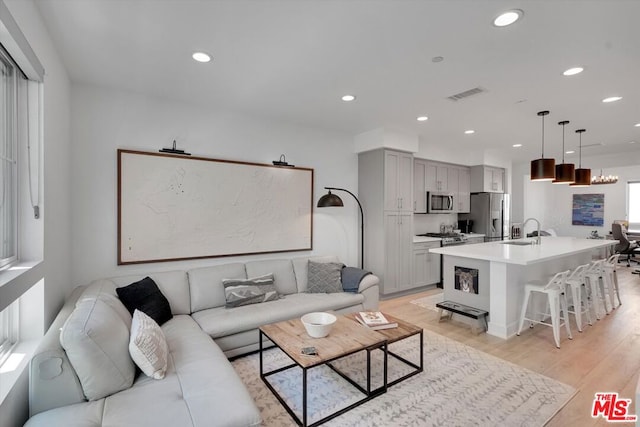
[345,312,424,386]
[259,315,388,427]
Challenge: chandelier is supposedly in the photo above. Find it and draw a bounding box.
[591,170,618,185]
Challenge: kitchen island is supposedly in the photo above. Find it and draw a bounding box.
[429,237,616,339]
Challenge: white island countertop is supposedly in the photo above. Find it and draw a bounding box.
[429,236,615,265]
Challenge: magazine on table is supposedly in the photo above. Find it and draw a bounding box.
[355,311,398,330]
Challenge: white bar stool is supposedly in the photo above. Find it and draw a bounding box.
[603,254,622,310]
[584,260,608,319]
[565,263,593,332]
[517,270,572,348]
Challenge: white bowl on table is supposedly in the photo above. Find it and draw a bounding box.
[301,312,337,338]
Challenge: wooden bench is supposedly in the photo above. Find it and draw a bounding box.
[436,300,489,334]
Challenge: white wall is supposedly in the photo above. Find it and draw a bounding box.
[515,153,640,237]
[2,1,71,426]
[70,83,359,285]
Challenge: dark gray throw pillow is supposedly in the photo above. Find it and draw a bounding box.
[307,261,345,293]
[223,273,279,308]
[116,277,173,326]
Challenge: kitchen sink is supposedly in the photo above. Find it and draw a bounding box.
[502,241,536,246]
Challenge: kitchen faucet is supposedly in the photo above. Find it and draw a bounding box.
[523,217,542,245]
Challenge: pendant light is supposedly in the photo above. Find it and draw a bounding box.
[531,110,555,181]
[552,120,575,184]
[571,129,591,187]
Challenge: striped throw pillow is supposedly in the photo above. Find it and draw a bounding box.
[222,273,280,308]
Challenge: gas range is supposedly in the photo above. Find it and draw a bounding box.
[417,232,467,246]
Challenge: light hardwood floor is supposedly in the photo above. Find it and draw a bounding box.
[379,265,640,426]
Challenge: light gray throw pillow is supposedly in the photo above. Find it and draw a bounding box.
[307,261,345,293]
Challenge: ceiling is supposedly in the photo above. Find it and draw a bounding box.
[33,0,640,163]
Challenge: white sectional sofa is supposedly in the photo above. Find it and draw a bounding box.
[25,255,379,426]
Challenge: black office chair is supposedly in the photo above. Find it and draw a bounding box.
[611,223,640,266]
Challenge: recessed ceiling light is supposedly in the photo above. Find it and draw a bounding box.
[630,141,637,144]
[635,123,640,127]
[565,150,575,154]
[563,67,584,76]
[341,94,356,102]
[512,144,522,148]
[493,9,523,27]
[192,52,211,63]
[602,96,622,103]
[417,116,428,122]
[464,130,475,134]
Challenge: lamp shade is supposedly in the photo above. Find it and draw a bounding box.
[531,158,555,181]
[571,168,591,187]
[552,120,574,184]
[570,128,590,187]
[317,191,344,207]
[531,110,555,181]
[553,163,575,184]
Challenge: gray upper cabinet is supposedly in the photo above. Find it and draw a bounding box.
[470,165,505,193]
[458,167,471,213]
[413,159,427,213]
[384,151,413,212]
[415,159,471,213]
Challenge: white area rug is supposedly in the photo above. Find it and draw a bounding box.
[232,330,576,426]
[410,291,444,312]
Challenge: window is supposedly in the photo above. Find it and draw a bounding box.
[0,44,17,269]
[627,181,640,233]
[0,302,18,366]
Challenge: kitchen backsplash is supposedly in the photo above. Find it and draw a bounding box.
[414,213,458,234]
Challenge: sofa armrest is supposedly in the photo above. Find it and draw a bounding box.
[29,285,87,417]
[357,274,379,293]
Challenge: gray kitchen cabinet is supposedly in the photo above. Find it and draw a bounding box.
[458,167,471,213]
[426,162,448,191]
[384,151,413,212]
[413,159,427,213]
[471,165,505,193]
[359,149,414,295]
[413,241,441,287]
[385,213,413,293]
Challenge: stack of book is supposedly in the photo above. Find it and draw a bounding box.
[354,311,398,330]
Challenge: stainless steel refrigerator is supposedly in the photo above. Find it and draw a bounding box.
[459,193,510,242]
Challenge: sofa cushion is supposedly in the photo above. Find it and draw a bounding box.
[102,315,261,427]
[223,273,279,308]
[59,298,135,401]
[110,270,191,315]
[307,261,344,293]
[78,281,133,327]
[292,255,340,292]
[192,292,365,339]
[188,263,246,312]
[245,259,297,295]
[129,310,169,380]
[116,277,173,326]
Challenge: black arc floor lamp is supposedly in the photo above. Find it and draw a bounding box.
[317,187,364,269]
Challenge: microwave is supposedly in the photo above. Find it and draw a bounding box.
[427,192,454,213]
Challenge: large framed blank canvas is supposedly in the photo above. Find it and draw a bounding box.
[118,150,313,264]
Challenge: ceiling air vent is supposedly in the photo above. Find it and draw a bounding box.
[447,87,486,102]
